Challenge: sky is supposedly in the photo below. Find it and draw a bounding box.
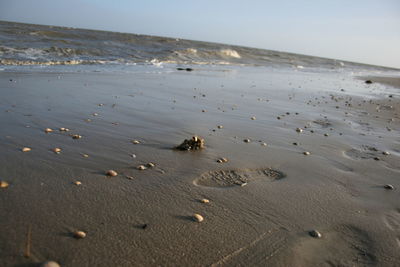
[1,0,399,68]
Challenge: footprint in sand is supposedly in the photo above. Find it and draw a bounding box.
[194,168,286,188]
[344,145,382,160]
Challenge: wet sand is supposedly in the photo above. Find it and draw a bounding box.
[0,66,399,266]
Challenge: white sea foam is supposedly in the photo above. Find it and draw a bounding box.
[219,49,241,58]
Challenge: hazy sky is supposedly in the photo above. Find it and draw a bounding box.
[1,0,399,68]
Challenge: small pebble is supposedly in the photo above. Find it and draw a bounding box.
[82,154,89,158]
[303,151,311,155]
[73,230,86,239]
[22,147,31,152]
[193,213,204,223]
[125,175,135,180]
[72,134,82,139]
[277,116,281,120]
[106,170,118,177]
[53,148,62,154]
[217,125,223,129]
[40,261,60,267]
[251,116,256,120]
[131,140,140,144]
[293,142,299,146]
[44,128,53,133]
[324,133,329,137]
[309,230,322,238]
[200,199,210,204]
[147,162,155,168]
[382,151,390,155]
[261,142,267,146]
[92,113,98,116]
[373,157,380,161]
[240,182,248,187]
[0,181,9,188]
[243,139,251,143]
[59,127,70,132]
[384,184,394,190]
[73,181,82,186]
[137,165,147,170]
[296,128,303,133]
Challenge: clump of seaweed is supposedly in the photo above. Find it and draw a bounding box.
[176,136,204,151]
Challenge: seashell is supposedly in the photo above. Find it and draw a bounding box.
[92,113,98,116]
[44,128,53,133]
[22,147,31,152]
[0,181,9,188]
[73,181,82,186]
[131,140,140,144]
[72,134,82,139]
[261,142,267,146]
[296,128,303,133]
[382,151,390,155]
[251,116,256,120]
[53,148,61,153]
[200,199,210,204]
[193,213,204,222]
[40,261,60,267]
[309,230,322,238]
[59,127,70,132]
[106,170,118,177]
[147,162,155,168]
[137,165,147,170]
[384,184,394,190]
[82,154,89,158]
[217,125,223,129]
[303,151,311,155]
[243,139,251,143]
[73,230,86,239]
[217,157,228,163]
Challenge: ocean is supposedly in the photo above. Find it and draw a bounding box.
[0,20,395,72]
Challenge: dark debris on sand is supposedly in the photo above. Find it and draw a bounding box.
[176,136,204,151]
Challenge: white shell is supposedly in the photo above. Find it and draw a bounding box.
[22,147,31,152]
[193,213,204,222]
[137,165,147,170]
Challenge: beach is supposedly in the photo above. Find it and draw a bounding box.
[0,65,399,266]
